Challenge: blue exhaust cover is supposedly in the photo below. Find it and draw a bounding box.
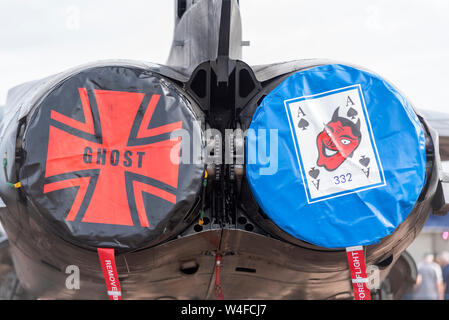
[246,64,426,249]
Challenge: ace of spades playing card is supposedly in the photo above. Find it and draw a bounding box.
[284,84,386,204]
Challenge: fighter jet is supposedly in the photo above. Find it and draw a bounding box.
[0,0,448,300]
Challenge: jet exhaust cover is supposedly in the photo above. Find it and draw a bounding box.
[18,64,205,250]
[246,64,427,249]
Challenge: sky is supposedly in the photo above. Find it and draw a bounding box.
[0,0,448,114]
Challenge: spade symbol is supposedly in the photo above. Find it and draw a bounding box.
[308,167,320,179]
[297,118,309,130]
[359,155,370,167]
[347,107,358,120]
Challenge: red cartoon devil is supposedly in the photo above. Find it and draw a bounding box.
[316,107,361,171]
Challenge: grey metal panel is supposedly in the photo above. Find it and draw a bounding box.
[167,0,242,76]
[418,109,449,138]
